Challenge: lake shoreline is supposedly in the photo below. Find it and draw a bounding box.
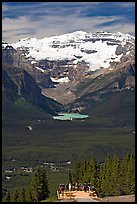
[53,112,89,120]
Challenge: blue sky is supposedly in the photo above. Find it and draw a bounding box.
[2,2,135,43]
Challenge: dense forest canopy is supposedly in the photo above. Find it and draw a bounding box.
[69,153,135,197]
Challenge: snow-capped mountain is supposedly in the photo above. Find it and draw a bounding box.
[3,30,134,104]
[11,30,134,72]
[2,40,9,49]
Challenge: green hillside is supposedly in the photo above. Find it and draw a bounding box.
[67,90,135,128]
[2,96,51,123]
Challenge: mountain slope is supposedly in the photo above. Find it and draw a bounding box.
[67,90,135,127]
[65,54,135,127]
[9,30,135,105]
[75,58,135,98]
[2,45,63,118]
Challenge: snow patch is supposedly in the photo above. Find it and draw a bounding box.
[31,60,36,64]
[51,76,70,83]
[35,66,45,73]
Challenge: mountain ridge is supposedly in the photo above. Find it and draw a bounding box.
[10,30,134,71]
[2,45,63,117]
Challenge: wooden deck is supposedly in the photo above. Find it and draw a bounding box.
[57,190,98,201]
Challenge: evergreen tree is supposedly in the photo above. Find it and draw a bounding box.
[68,169,72,184]
[82,159,87,183]
[108,154,121,195]
[30,166,50,202]
[5,190,11,202]
[72,162,81,183]
[68,153,135,198]
[13,190,19,202]
[19,188,26,202]
[88,155,99,186]
[96,163,104,197]
[26,189,33,202]
[124,153,135,194]
[99,154,112,196]
[118,155,127,195]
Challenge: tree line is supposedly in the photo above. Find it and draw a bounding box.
[3,166,50,202]
[69,153,135,197]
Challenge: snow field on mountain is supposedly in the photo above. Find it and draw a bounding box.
[11,31,135,71]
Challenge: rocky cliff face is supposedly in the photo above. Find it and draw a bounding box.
[2,45,63,115]
[2,44,54,89]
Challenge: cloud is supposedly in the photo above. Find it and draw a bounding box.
[2,2,102,18]
[117,2,135,8]
[2,4,9,12]
[2,2,135,43]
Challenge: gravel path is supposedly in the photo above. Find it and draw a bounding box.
[100,194,135,202]
[74,198,98,202]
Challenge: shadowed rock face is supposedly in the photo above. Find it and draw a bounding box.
[2,45,54,89]
[2,46,63,115]
[2,69,18,101]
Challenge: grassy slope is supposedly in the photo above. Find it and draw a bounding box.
[74,90,135,128]
[75,72,118,98]
[2,96,51,122]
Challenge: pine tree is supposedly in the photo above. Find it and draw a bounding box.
[70,153,135,198]
[124,153,135,194]
[109,154,121,195]
[72,162,81,183]
[96,163,104,197]
[68,169,73,184]
[30,166,50,202]
[100,154,112,196]
[26,189,33,202]
[19,188,26,202]
[13,190,19,202]
[88,155,99,186]
[128,153,135,194]
[118,155,127,195]
[73,161,84,184]
[5,191,11,202]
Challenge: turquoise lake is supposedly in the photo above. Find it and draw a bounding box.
[53,113,89,120]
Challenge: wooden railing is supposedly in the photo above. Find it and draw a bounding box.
[57,190,76,200]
